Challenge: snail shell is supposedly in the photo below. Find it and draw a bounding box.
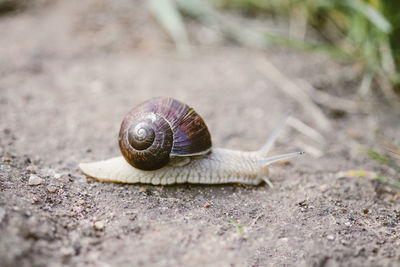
[118,97,212,170]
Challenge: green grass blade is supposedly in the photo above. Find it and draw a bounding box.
[149,0,189,52]
[375,174,400,190]
[367,149,400,173]
[344,0,392,33]
[227,218,245,236]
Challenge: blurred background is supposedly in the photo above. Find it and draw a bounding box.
[2,0,400,98]
[151,0,400,104]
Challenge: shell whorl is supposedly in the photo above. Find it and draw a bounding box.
[118,97,212,170]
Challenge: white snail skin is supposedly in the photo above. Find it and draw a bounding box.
[79,149,302,186]
[79,97,303,186]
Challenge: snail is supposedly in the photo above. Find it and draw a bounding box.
[79,97,303,186]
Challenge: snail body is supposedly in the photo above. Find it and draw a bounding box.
[79,97,302,186]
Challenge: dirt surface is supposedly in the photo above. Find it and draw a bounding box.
[1,1,400,266]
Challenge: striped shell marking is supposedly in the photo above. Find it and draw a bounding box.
[118,97,212,170]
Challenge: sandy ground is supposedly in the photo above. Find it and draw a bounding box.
[1,1,400,266]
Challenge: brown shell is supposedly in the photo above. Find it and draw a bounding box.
[118,97,212,170]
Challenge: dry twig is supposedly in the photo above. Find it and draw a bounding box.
[255,57,332,131]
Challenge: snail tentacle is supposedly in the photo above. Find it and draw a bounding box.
[257,151,305,166]
[259,110,291,155]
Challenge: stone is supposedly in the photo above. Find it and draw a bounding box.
[94,221,105,231]
[28,174,43,186]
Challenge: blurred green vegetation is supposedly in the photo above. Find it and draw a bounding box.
[367,146,400,189]
[150,0,400,104]
[211,0,400,96]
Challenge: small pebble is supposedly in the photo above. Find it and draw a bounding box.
[326,235,335,241]
[320,185,328,193]
[139,187,147,194]
[341,239,349,246]
[344,222,351,227]
[12,206,20,211]
[203,202,210,208]
[47,185,57,193]
[31,197,39,204]
[94,221,105,231]
[54,173,62,179]
[4,157,11,163]
[28,174,43,186]
[26,165,37,173]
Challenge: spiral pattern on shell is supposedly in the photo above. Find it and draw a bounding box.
[119,97,212,170]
